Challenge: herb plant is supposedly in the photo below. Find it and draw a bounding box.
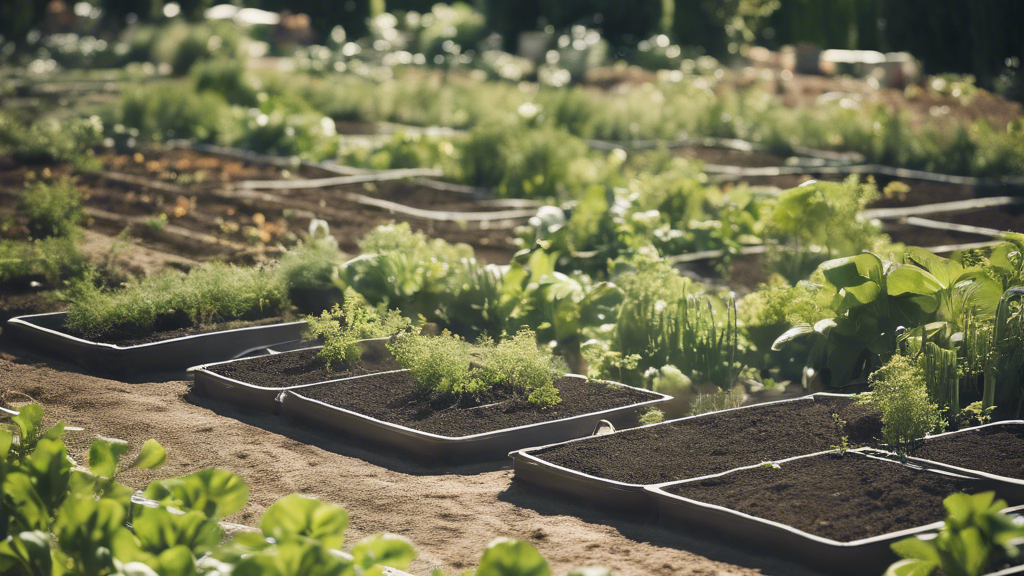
[63,263,290,341]
[863,354,942,452]
[387,329,566,409]
[19,179,84,240]
[303,291,411,370]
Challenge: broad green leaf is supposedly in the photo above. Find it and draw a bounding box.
[24,438,71,507]
[771,323,813,351]
[130,440,167,470]
[350,534,417,571]
[906,247,963,287]
[259,494,349,550]
[476,539,550,576]
[887,266,943,297]
[12,404,43,444]
[943,493,974,529]
[155,545,197,576]
[0,428,11,461]
[2,473,49,532]
[132,506,222,556]
[883,558,938,576]
[0,531,53,576]
[836,279,881,312]
[891,536,942,563]
[820,254,883,289]
[145,469,249,521]
[42,422,65,441]
[90,437,130,479]
[956,527,989,576]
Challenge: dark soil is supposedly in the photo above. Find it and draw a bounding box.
[207,347,401,388]
[32,313,293,346]
[665,453,978,542]
[533,396,882,485]
[295,373,659,437]
[912,425,1024,480]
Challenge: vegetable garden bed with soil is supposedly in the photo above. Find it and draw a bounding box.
[911,422,1024,481]
[279,372,669,461]
[646,451,1009,576]
[7,311,306,375]
[192,340,403,411]
[512,394,881,511]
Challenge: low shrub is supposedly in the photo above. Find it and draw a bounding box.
[0,113,103,169]
[0,237,86,287]
[864,354,943,451]
[62,263,289,341]
[19,179,84,240]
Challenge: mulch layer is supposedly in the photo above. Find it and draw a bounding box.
[294,373,659,437]
[532,396,882,485]
[665,453,977,542]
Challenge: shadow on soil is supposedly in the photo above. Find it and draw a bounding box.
[186,390,507,477]
[497,481,826,576]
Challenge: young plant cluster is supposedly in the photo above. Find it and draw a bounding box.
[63,263,289,341]
[0,179,88,289]
[303,290,411,370]
[386,329,566,409]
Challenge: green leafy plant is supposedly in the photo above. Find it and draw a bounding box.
[886,492,1024,576]
[303,291,411,369]
[863,354,942,452]
[831,413,850,455]
[63,263,290,341]
[0,404,417,576]
[19,179,84,240]
[387,329,566,409]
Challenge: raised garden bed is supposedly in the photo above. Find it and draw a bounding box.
[645,450,1020,576]
[278,372,669,462]
[191,338,400,411]
[901,421,1024,502]
[6,311,305,375]
[511,393,881,512]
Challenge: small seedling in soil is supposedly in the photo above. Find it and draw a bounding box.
[831,413,850,456]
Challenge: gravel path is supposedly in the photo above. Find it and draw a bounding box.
[0,340,823,576]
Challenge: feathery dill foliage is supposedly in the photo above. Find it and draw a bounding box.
[63,263,289,341]
[739,275,831,330]
[0,237,86,287]
[386,329,565,409]
[863,354,942,451]
[388,330,483,398]
[303,291,411,369]
[19,179,84,240]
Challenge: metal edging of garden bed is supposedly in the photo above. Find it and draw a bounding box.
[885,421,1024,505]
[509,392,856,513]
[190,338,395,412]
[5,312,306,376]
[643,449,1017,576]
[277,373,671,463]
